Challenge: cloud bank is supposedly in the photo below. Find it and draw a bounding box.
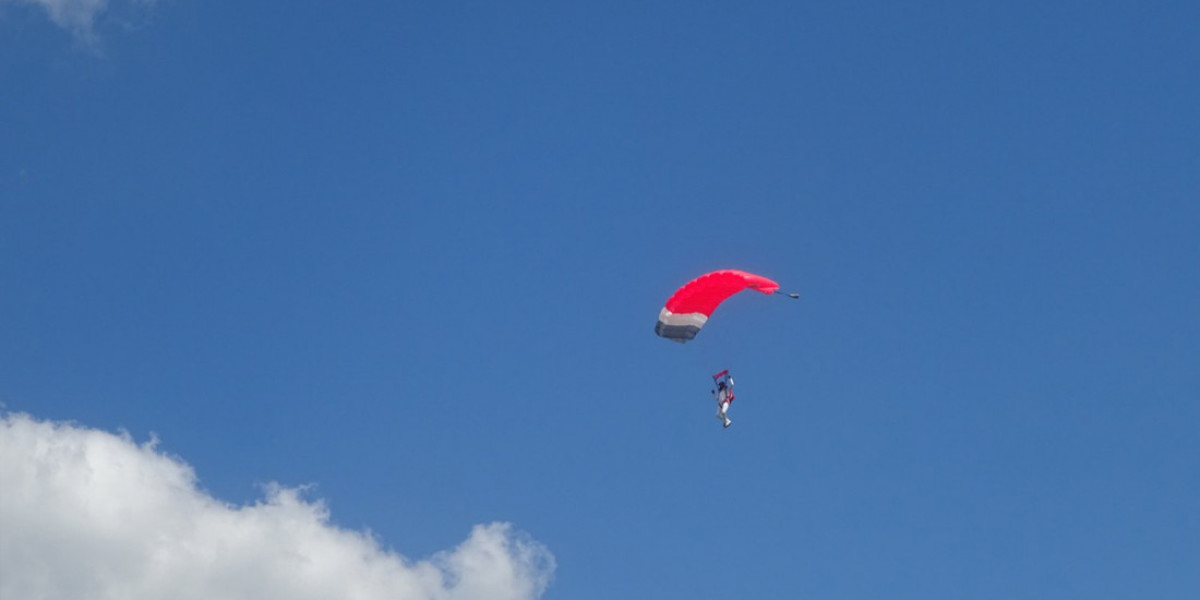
[3,0,154,37]
[0,413,555,600]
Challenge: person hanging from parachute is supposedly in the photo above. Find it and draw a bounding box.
[653,269,799,429]
[712,369,735,428]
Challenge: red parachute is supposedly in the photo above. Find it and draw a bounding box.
[654,269,795,343]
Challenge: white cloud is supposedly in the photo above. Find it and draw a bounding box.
[0,413,555,600]
[3,0,155,38]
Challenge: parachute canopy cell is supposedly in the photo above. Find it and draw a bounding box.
[654,269,780,343]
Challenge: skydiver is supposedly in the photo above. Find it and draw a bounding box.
[712,372,734,428]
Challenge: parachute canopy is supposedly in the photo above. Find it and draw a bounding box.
[654,269,780,343]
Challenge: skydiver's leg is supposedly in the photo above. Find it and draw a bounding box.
[715,386,724,429]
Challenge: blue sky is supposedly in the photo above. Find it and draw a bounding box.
[2,2,1198,598]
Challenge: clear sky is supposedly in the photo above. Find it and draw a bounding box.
[2,2,1198,599]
